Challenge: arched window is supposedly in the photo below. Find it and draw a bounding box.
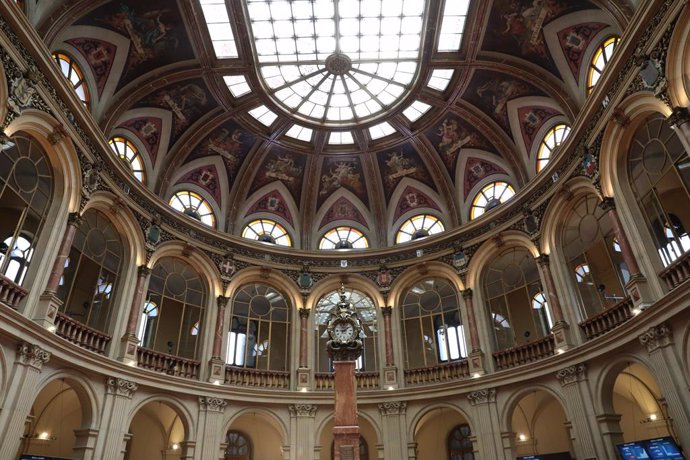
[242,219,292,246]
[169,190,216,228]
[0,135,53,286]
[56,210,123,332]
[225,430,251,460]
[536,124,571,172]
[227,284,290,371]
[483,247,549,350]
[470,182,515,220]
[140,257,206,359]
[108,136,145,183]
[52,52,90,107]
[319,226,369,249]
[400,278,467,369]
[396,214,444,244]
[315,288,378,372]
[587,36,620,94]
[448,424,473,460]
[531,292,553,332]
[627,114,690,268]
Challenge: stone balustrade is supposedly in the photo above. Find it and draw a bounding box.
[54,312,111,354]
[0,274,28,309]
[137,347,200,379]
[224,366,290,389]
[314,371,382,391]
[659,251,690,290]
[403,360,470,386]
[493,335,556,370]
[579,297,634,340]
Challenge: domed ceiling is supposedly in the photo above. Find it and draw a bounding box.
[35,0,632,249]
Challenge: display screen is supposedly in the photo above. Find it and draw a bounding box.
[20,456,73,460]
[617,437,685,460]
[517,453,572,460]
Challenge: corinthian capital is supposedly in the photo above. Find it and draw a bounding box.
[378,401,407,415]
[639,323,672,352]
[556,363,587,386]
[467,388,496,406]
[199,396,228,413]
[17,342,50,370]
[288,404,318,417]
[105,377,138,398]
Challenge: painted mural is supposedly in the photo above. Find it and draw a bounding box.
[136,79,216,145]
[518,106,562,154]
[464,70,544,136]
[393,186,441,223]
[318,156,368,208]
[482,0,597,76]
[557,23,610,82]
[65,38,116,97]
[177,164,222,206]
[377,143,435,203]
[120,116,162,164]
[246,190,293,226]
[76,0,195,90]
[185,121,256,184]
[463,157,508,199]
[249,148,307,204]
[319,196,367,229]
[425,114,499,177]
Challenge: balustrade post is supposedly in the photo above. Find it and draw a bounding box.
[208,295,229,383]
[461,289,486,376]
[117,265,151,365]
[34,212,81,328]
[296,307,311,390]
[380,306,398,388]
[535,255,574,350]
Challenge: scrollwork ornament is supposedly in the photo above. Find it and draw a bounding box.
[288,404,318,417]
[638,323,672,353]
[467,388,496,406]
[378,401,407,415]
[17,342,50,369]
[105,377,138,398]
[199,396,227,413]
[555,363,587,386]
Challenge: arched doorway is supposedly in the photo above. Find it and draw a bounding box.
[225,411,283,459]
[509,390,571,458]
[414,407,473,459]
[125,400,187,459]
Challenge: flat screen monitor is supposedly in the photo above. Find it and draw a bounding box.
[20,456,73,460]
[617,437,685,460]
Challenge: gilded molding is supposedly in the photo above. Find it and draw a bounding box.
[467,388,496,406]
[638,323,673,352]
[16,342,50,370]
[199,396,228,413]
[378,401,407,416]
[555,363,587,386]
[105,377,138,398]
[288,404,318,417]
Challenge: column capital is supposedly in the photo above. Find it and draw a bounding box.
[461,288,473,300]
[67,211,82,226]
[137,265,151,277]
[298,307,310,319]
[535,254,550,267]
[555,363,587,386]
[288,403,318,417]
[216,295,229,309]
[380,305,393,316]
[598,196,616,212]
[378,401,407,416]
[668,107,690,128]
[466,388,496,406]
[199,396,228,413]
[639,322,673,352]
[105,377,138,398]
[16,342,51,370]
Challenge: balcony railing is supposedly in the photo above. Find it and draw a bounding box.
[314,371,381,391]
[404,360,470,386]
[579,297,634,340]
[224,366,290,389]
[493,335,555,370]
[0,274,28,309]
[659,251,690,290]
[137,347,200,379]
[54,312,111,354]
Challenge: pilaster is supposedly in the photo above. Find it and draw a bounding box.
[378,402,407,460]
[93,377,138,460]
[596,413,624,460]
[289,404,318,460]
[466,388,504,459]
[197,397,228,460]
[73,428,99,460]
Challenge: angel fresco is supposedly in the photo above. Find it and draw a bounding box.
[320,161,363,197]
[265,154,303,184]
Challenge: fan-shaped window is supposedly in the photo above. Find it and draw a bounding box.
[169,191,216,228]
[319,227,369,250]
[315,288,377,372]
[470,182,515,220]
[242,219,292,247]
[0,135,53,286]
[537,124,571,172]
[108,137,145,183]
[140,257,206,359]
[52,52,90,108]
[627,114,690,268]
[56,210,123,332]
[227,284,290,371]
[448,424,474,460]
[483,247,549,351]
[225,430,251,460]
[400,278,467,369]
[587,36,620,94]
[396,214,444,244]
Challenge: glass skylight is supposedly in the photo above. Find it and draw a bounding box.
[286,124,314,142]
[427,69,454,91]
[244,0,428,125]
[200,0,239,58]
[437,0,470,52]
[224,75,251,98]
[329,131,354,145]
[403,100,431,122]
[369,122,395,140]
[249,105,279,126]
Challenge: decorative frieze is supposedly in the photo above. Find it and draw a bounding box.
[556,363,587,386]
[378,401,407,416]
[467,388,496,406]
[16,342,50,369]
[288,404,318,417]
[638,323,673,352]
[199,396,227,413]
[105,377,138,398]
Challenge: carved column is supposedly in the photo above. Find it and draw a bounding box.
[461,289,485,375]
[118,265,151,364]
[73,428,99,460]
[34,212,82,327]
[296,307,311,389]
[289,404,318,460]
[378,402,407,460]
[668,107,690,152]
[0,343,51,459]
[93,377,138,460]
[197,397,227,460]
[536,255,573,350]
[639,323,690,449]
[209,296,229,383]
[381,306,398,387]
[466,389,504,459]
[555,364,604,459]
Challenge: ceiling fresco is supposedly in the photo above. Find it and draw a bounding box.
[249,147,308,205]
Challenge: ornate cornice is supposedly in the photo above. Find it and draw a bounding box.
[288,404,318,417]
[199,396,228,413]
[16,342,50,370]
[105,377,138,398]
[467,388,496,406]
[638,323,673,352]
[378,401,407,416]
[555,363,587,386]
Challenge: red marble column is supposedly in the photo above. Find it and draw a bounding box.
[212,296,229,359]
[333,360,360,460]
[599,197,641,277]
[125,265,152,336]
[298,307,309,368]
[536,255,565,324]
[461,289,481,352]
[381,306,395,366]
[44,212,81,293]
